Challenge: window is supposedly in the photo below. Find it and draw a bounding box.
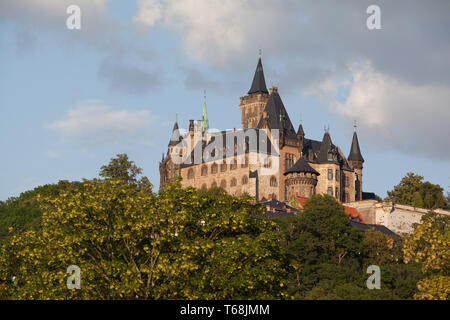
[201,165,208,176]
[335,170,339,181]
[242,175,248,185]
[201,184,207,190]
[211,181,217,188]
[335,187,339,198]
[327,187,333,196]
[328,169,333,180]
[211,163,218,174]
[174,166,179,177]
[230,159,237,170]
[345,192,349,202]
[264,158,272,168]
[187,168,194,179]
[270,176,277,187]
[241,156,249,168]
[220,163,227,172]
[285,154,295,170]
[231,178,237,187]
[220,179,227,188]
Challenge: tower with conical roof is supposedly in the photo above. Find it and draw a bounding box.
[283,156,320,199]
[240,50,270,129]
[348,122,364,200]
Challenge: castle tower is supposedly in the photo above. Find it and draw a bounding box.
[240,51,270,129]
[297,117,305,154]
[283,156,320,199]
[348,122,364,201]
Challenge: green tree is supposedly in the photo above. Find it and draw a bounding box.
[100,154,152,191]
[0,180,289,300]
[386,172,445,209]
[403,212,450,300]
[423,193,434,209]
[412,192,424,208]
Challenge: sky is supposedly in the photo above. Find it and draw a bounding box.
[0,0,449,201]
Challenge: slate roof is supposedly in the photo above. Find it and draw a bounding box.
[180,128,278,168]
[168,121,182,146]
[284,157,320,175]
[348,131,364,162]
[248,57,269,94]
[256,91,297,139]
[350,221,399,238]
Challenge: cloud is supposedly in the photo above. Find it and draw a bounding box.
[99,57,161,94]
[305,62,450,160]
[48,101,157,147]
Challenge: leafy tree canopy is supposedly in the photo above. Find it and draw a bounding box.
[386,172,446,209]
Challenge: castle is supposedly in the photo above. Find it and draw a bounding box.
[159,54,366,204]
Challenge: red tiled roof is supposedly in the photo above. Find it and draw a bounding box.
[291,196,365,223]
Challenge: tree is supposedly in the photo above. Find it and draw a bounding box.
[386,172,445,209]
[0,180,289,299]
[423,193,434,209]
[412,192,423,208]
[100,154,152,191]
[403,212,450,300]
[278,195,364,298]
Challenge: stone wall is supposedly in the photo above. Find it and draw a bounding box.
[347,200,450,234]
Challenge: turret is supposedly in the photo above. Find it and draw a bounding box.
[297,117,305,153]
[284,156,320,199]
[239,50,270,129]
[348,122,364,200]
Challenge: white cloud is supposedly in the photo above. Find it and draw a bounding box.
[134,0,163,28]
[134,0,298,65]
[48,101,156,147]
[305,62,450,160]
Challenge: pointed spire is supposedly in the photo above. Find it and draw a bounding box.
[297,116,304,136]
[248,51,269,94]
[318,130,333,163]
[348,123,364,162]
[168,114,181,146]
[201,91,209,133]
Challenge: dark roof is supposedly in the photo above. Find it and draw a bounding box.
[256,91,297,139]
[168,121,182,146]
[180,128,278,168]
[297,123,304,136]
[253,198,298,218]
[284,157,320,175]
[348,131,364,162]
[317,131,335,163]
[350,221,399,238]
[248,57,269,94]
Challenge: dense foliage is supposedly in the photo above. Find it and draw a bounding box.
[386,172,447,209]
[0,158,446,300]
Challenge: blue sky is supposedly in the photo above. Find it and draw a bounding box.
[1,0,449,200]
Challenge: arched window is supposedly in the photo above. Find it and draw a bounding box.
[201,184,207,190]
[220,179,227,188]
[231,178,237,187]
[201,165,208,176]
[242,175,248,185]
[335,169,339,181]
[187,168,194,179]
[220,163,227,172]
[270,176,277,187]
[211,181,217,188]
[211,163,218,174]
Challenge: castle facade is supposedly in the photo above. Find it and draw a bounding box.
[159,55,365,203]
